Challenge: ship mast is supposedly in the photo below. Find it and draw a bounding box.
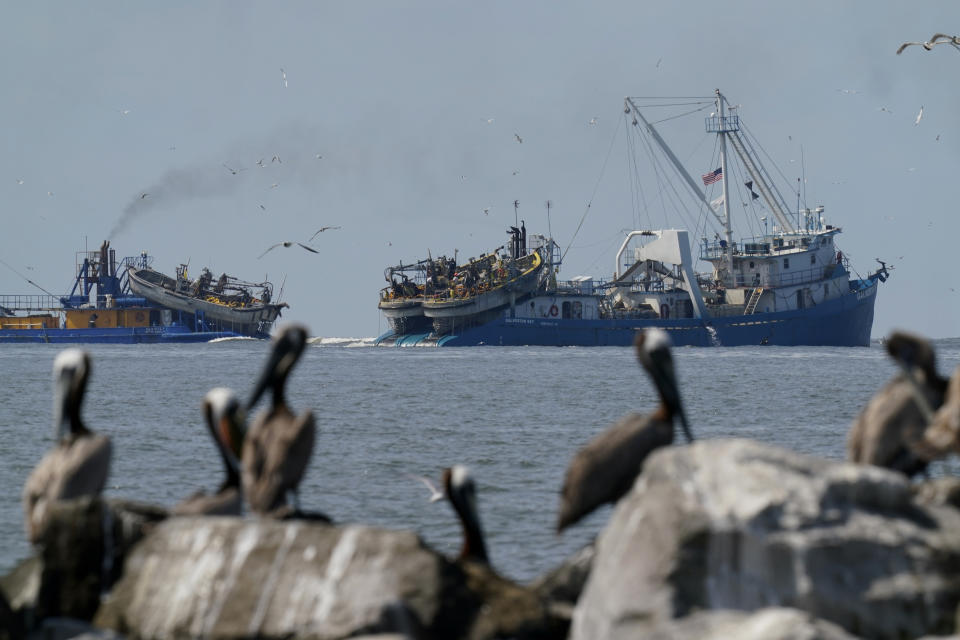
[715,89,736,285]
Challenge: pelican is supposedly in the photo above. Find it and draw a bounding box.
[557,328,692,532]
[242,324,315,516]
[173,388,245,516]
[442,465,489,564]
[847,331,948,476]
[22,349,111,543]
[258,242,319,259]
[897,33,960,55]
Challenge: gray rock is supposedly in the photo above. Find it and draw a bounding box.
[529,543,594,622]
[1,555,40,632]
[571,438,960,640]
[913,477,960,510]
[638,607,862,640]
[26,617,124,640]
[35,497,166,622]
[95,517,562,640]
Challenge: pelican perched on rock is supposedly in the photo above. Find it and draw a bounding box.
[173,388,245,516]
[848,330,948,476]
[557,328,692,532]
[442,465,489,564]
[23,349,112,543]
[434,465,565,637]
[242,324,316,517]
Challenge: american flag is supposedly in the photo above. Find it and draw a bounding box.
[701,167,723,186]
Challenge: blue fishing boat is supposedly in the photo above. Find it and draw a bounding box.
[376,90,887,347]
[0,240,287,343]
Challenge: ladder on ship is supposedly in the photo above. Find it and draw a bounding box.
[744,287,764,315]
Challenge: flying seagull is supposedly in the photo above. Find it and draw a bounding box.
[222,163,246,175]
[272,155,282,164]
[915,106,924,126]
[309,226,341,241]
[897,33,960,55]
[256,158,265,168]
[589,118,598,125]
[514,133,523,144]
[280,68,288,88]
[407,473,444,503]
[258,242,319,259]
[140,193,149,199]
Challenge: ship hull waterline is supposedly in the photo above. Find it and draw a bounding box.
[376,278,878,348]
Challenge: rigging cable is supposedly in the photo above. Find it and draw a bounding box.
[562,114,624,263]
[0,258,57,298]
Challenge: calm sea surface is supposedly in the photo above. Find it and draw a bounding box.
[3,337,960,582]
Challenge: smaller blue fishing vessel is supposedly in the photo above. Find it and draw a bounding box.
[0,240,287,344]
[376,90,888,347]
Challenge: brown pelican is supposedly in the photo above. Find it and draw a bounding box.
[173,388,245,516]
[435,465,564,637]
[847,331,948,476]
[242,324,316,517]
[556,328,692,532]
[22,349,112,543]
[442,465,489,564]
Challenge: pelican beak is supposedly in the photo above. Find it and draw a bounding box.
[247,345,284,410]
[247,326,307,410]
[637,330,693,443]
[53,368,72,440]
[656,355,694,443]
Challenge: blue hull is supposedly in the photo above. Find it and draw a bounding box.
[377,279,879,347]
[0,325,248,344]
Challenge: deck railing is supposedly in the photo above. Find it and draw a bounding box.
[0,294,67,312]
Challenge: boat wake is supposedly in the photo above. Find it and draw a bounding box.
[207,336,261,343]
[308,336,375,348]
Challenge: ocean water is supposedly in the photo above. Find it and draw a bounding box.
[3,337,960,583]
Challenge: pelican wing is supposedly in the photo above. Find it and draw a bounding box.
[917,367,960,459]
[242,407,315,514]
[848,376,941,472]
[557,412,673,531]
[22,434,111,542]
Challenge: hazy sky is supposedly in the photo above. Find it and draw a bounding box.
[2,2,958,339]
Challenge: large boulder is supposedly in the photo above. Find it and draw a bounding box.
[5,497,166,625]
[571,438,960,640]
[95,517,562,640]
